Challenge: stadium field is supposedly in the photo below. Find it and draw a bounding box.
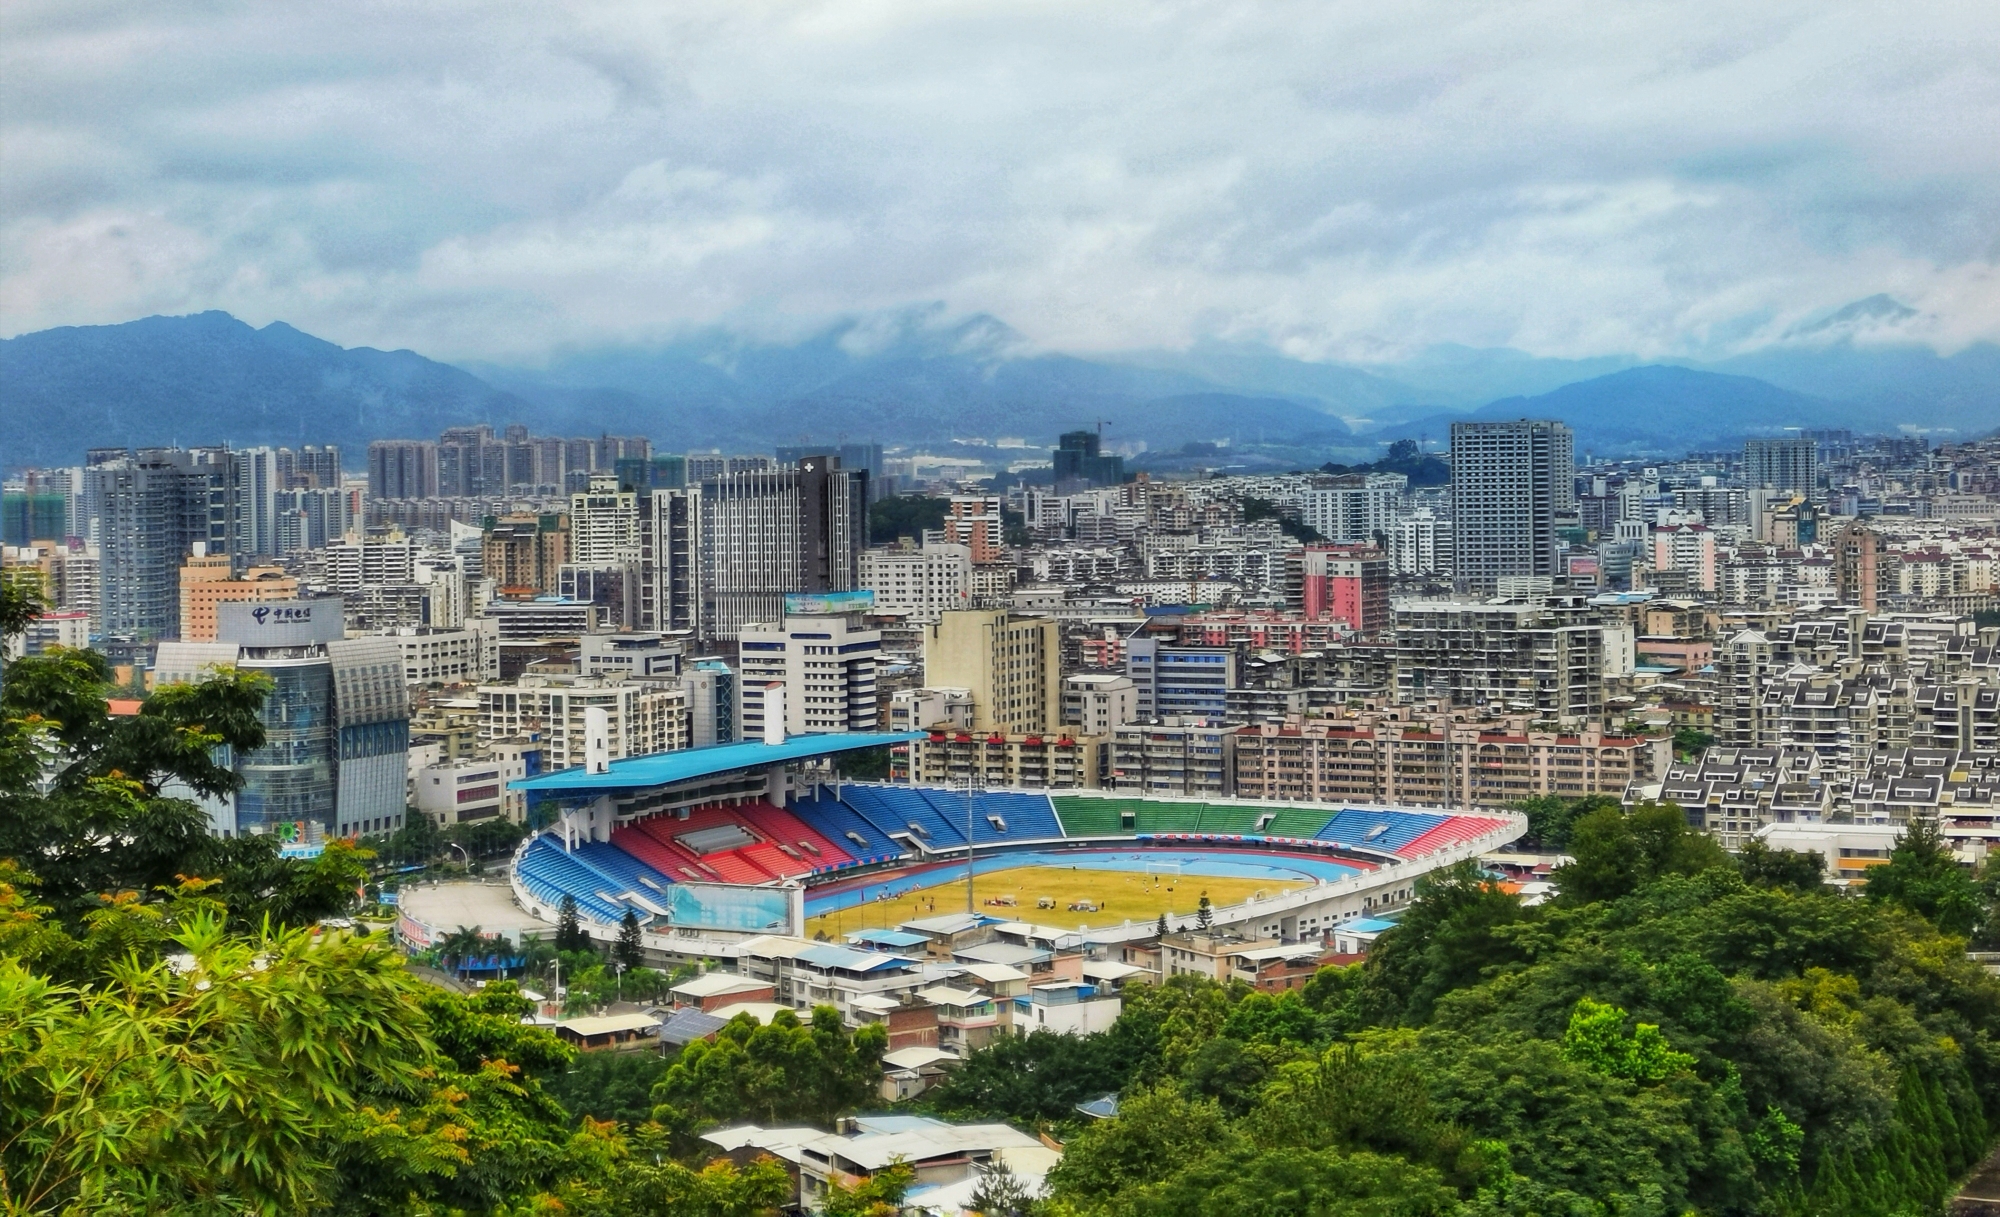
[800,852,1323,937]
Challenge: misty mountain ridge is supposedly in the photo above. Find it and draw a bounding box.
[3,306,1995,470]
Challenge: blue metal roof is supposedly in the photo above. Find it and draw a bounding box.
[510,732,924,795]
[846,928,931,949]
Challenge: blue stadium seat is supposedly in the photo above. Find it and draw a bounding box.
[915,789,1065,844]
[839,785,967,852]
[516,836,636,923]
[573,840,676,895]
[1312,809,1447,853]
[790,790,907,864]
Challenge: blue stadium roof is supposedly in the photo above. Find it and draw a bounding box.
[510,732,924,796]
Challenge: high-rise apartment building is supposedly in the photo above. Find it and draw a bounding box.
[1743,437,1818,492]
[739,612,882,737]
[476,674,687,770]
[1126,638,1236,722]
[1294,545,1390,634]
[860,540,974,620]
[1651,525,1718,592]
[1449,420,1574,589]
[276,445,341,489]
[1053,431,1124,491]
[1,487,67,546]
[324,539,418,593]
[1391,509,1452,577]
[1834,523,1882,612]
[640,487,701,635]
[1302,473,1405,545]
[696,456,867,640]
[1392,599,1605,722]
[272,487,353,554]
[923,609,1062,734]
[685,453,774,481]
[367,440,438,501]
[943,496,1004,564]
[483,514,570,594]
[569,473,643,564]
[86,447,238,643]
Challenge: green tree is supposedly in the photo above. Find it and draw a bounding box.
[617,908,644,971]
[1105,1145,1459,1217]
[1195,891,1213,931]
[556,893,587,953]
[969,1157,1035,1217]
[0,651,365,931]
[0,566,46,638]
[1672,727,1715,759]
[821,1160,914,1217]
[1864,816,1984,937]
[1554,800,1728,904]
[1559,997,1696,1084]
[1047,1085,1238,1206]
[0,566,47,692]
[1361,859,1526,1025]
[1512,793,1618,850]
[650,1007,888,1145]
[869,494,950,544]
[838,745,892,781]
[1735,837,1825,893]
[0,892,438,1213]
[544,1048,672,1128]
[921,1027,1147,1127]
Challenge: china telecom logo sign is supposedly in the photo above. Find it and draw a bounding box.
[252,606,271,624]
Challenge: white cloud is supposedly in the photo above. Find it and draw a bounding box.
[1,0,1996,362]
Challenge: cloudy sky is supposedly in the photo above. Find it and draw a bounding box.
[2,0,1997,364]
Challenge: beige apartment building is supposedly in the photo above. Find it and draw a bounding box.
[177,550,299,642]
[922,610,1062,734]
[1232,712,1666,809]
[476,674,687,770]
[899,730,1107,790]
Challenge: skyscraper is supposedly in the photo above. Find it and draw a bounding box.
[1053,430,1124,491]
[367,440,438,501]
[696,455,867,640]
[1743,437,1818,492]
[1449,420,1574,589]
[152,597,409,839]
[86,446,240,643]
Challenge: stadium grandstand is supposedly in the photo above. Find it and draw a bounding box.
[505,724,1521,948]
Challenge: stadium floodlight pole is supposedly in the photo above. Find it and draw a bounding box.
[965,771,979,915]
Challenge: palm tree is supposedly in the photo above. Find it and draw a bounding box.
[437,924,485,976]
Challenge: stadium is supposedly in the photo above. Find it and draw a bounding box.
[503,723,1524,955]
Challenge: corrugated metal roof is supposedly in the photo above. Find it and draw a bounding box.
[510,732,924,794]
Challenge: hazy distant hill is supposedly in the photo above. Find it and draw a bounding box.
[3,307,1995,470]
[1377,365,1858,454]
[0,312,526,468]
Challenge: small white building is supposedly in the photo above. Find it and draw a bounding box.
[738,613,881,737]
[860,541,974,622]
[413,746,534,827]
[1016,981,1121,1037]
[704,1115,1057,1215]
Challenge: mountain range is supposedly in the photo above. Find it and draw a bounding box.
[2,306,1995,471]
